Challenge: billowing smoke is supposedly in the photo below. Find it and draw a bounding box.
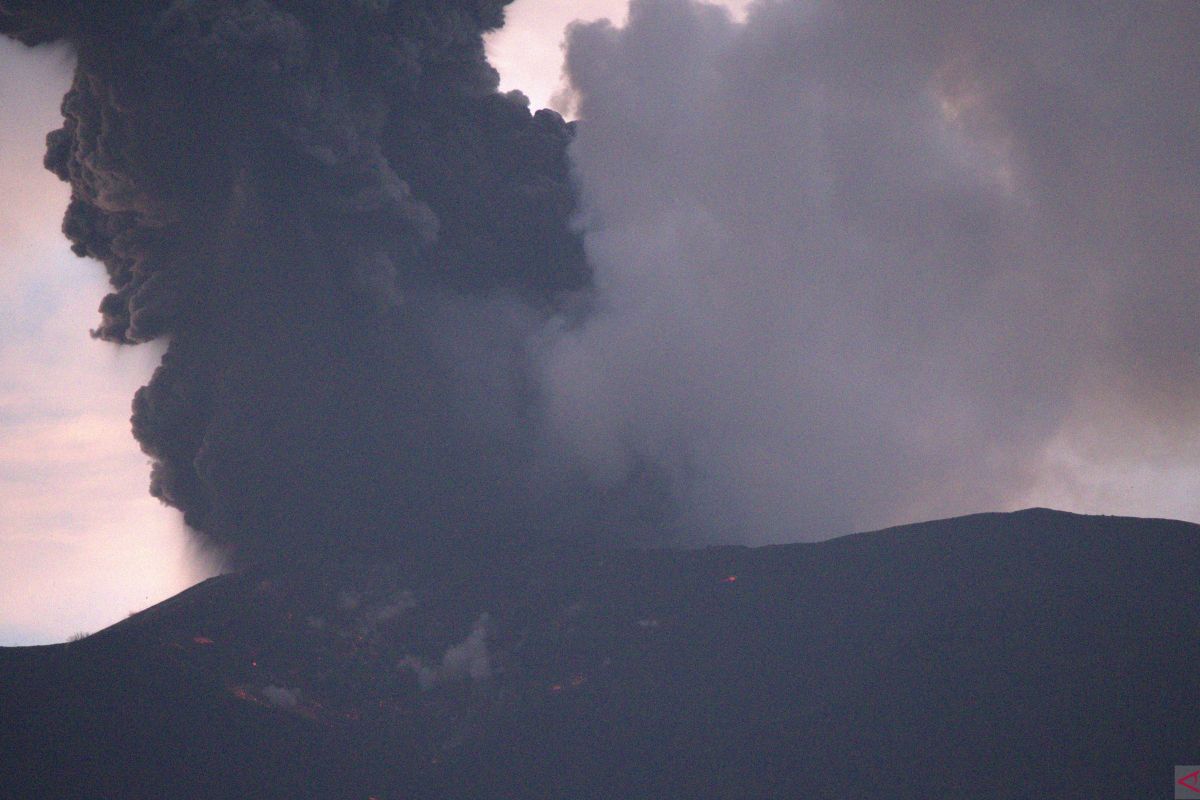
[543,0,1200,540]
[0,0,632,564]
[4,0,1197,562]
[404,612,492,690]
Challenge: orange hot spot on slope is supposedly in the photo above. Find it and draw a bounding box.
[229,686,263,705]
[192,636,215,645]
[550,675,587,693]
[719,575,738,584]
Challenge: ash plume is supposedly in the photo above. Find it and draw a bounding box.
[5,0,1197,564]
[0,0,614,564]
[543,0,1200,540]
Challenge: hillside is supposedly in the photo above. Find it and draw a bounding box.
[2,508,1197,798]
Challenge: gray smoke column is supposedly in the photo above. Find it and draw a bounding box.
[7,0,1198,563]
[543,0,1200,540]
[0,0,605,563]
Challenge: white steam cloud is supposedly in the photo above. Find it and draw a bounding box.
[405,613,492,690]
[540,0,1200,540]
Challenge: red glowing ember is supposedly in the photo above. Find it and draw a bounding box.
[192,635,215,645]
[720,575,738,584]
[229,686,263,705]
[549,683,564,693]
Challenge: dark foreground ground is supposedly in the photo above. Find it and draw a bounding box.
[2,508,1198,799]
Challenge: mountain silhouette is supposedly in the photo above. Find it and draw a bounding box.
[3,508,1197,798]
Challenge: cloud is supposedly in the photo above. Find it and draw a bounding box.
[541,0,1200,540]
[404,613,492,690]
[440,613,492,683]
[486,0,755,115]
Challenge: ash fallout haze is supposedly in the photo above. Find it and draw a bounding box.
[1,0,1199,642]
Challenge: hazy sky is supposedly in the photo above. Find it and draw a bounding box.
[0,40,217,645]
[2,0,1197,644]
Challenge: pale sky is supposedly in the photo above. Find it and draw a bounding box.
[2,0,1197,645]
[0,41,216,645]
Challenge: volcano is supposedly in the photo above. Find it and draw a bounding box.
[2,508,1197,798]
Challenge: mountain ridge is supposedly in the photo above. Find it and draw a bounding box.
[2,508,1197,798]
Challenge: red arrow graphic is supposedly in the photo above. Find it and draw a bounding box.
[1178,770,1200,793]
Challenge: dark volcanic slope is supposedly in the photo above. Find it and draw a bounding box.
[3,508,1198,799]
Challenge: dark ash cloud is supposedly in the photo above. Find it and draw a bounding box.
[0,0,627,564]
